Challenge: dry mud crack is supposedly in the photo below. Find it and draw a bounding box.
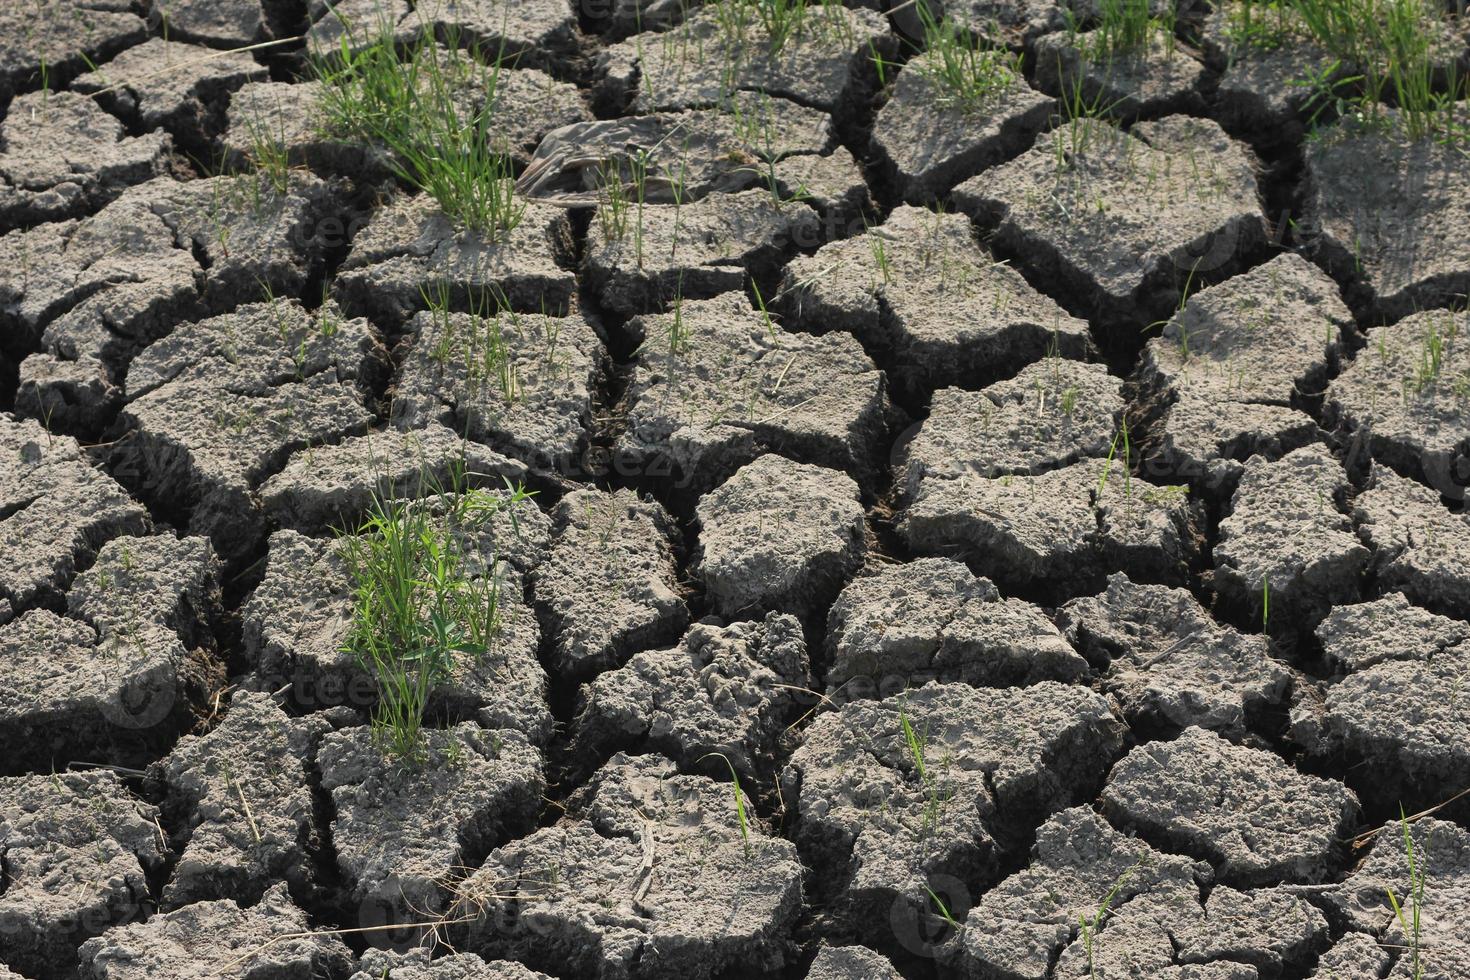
[3,2,1470,979]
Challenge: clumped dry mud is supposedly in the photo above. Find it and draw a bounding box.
[2,1,1470,979]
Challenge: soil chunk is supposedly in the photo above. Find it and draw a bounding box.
[953,115,1264,326]
[532,487,688,681]
[1058,573,1291,734]
[319,721,544,922]
[1328,308,1470,497]
[244,490,553,740]
[1212,446,1368,629]
[694,455,866,620]
[77,882,354,978]
[898,359,1125,500]
[0,0,146,100]
[1291,638,1470,816]
[870,53,1052,202]
[0,91,170,228]
[391,307,603,468]
[899,459,1195,596]
[1101,726,1359,886]
[1320,818,1470,976]
[948,806,1327,979]
[585,190,819,316]
[1136,253,1351,492]
[617,293,891,492]
[226,67,589,178]
[307,0,578,67]
[0,770,164,977]
[825,558,1088,697]
[0,533,222,773]
[597,5,892,123]
[72,38,266,151]
[11,173,338,432]
[782,682,1123,937]
[149,691,329,908]
[260,425,530,535]
[454,752,804,980]
[571,611,808,786]
[0,415,149,613]
[333,192,576,327]
[1304,114,1470,320]
[1032,33,1205,121]
[778,205,1092,396]
[806,946,902,980]
[1315,592,1470,674]
[114,298,386,560]
[147,0,282,47]
[1352,465,1470,619]
[1199,4,1338,143]
[354,949,555,979]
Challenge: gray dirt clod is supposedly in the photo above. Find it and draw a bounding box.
[390,307,603,467]
[1136,253,1351,493]
[1058,572,1291,734]
[899,459,1195,596]
[693,454,866,620]
[1320,818,1469,976]
[1290,640,1470,816]
[307,0,579,66]
[937,0,1069,47]
[71,38,266,149]
[260,425,531,535]
[1303,113,1470,320]
[781,681,1125,934]
[825,557,1089,696]
[243,503,553,741]
[11,173,339,432]
[1199,3,1337,142]
[952,114,1265,326]
[1352,465,1470,619]
[226,67,589,177]
[1315,592,1470,674]
[1,533,222,774]
[804,946,902,980]
[149,690,329,909]
[570,611,808,786]
[332,192,576,327]
[453,752,804,980]
[532,487,688,681]
[1328,308,1470,497]
[353,949,555,979]
[0,90,171,227]
[113,298,387,560]
[318,721,544,921]
[778,205,1092,395]
[1033,31,1205,121]
[898,359,1124,501]
[0,770,164,978]
[617,292,891,492]
[147,0,280,47]
[0,0,146,100]
[1212,446,1368,629]
[597,5,893,123]
[518,94,861,218]
[1306,933,1391,979]
[0,414,150,613]
[870,52,1053,202]
[584,190,818,317]
[950,806,1327,979]
[76,882,354,979]
[1100,726,1360,886]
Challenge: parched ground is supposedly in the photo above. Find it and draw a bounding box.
[3,1,1470,979]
